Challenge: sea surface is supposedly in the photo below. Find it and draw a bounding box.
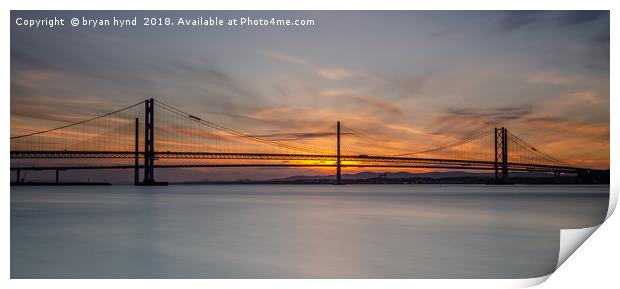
[11,184,609,278]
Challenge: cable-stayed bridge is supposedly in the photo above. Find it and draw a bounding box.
[10,98,600,185]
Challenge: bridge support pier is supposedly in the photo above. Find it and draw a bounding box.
[16,169,20,184]
[336,121,342,185]
[55,169,59,183]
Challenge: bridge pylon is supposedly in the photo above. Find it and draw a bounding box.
[494,127,509,182]
[138,98,168,185]
[336,121,342,185]
[134,117,140,185]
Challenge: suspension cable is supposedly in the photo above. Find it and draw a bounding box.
[11,101,144,139]
[154,100,330,154]
[392,129,493,157]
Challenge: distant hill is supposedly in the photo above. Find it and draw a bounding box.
[275,171,554,181]
[170,170,608,185]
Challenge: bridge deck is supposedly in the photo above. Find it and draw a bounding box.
[10,150,584,173]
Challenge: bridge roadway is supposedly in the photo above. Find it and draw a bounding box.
[10,150,584,174]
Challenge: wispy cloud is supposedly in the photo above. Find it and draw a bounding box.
[351,95,402,114]
[497,11,542,31]
[315,68,375,81]
[555,11,608,26]
[438,105,534,124]
[496,11,607,32]
[247,132,339,141]
[527,71,582,86]
[264,50,380,82]
[263,50,309,66]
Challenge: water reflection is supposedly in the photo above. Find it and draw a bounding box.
[11,184,608,278]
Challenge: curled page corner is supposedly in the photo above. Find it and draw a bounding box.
[516,224,604,288]
[541,186,617,284]
[556,225,601,270]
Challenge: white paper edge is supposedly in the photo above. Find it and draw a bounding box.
[556,225,601,269]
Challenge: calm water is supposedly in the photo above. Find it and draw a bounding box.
[11,184,608,279]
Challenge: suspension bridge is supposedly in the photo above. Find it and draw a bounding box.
[10,98,601,185]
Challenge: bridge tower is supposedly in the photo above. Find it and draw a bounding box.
[134,117,140,185]
[336,121,342,185]
[143,98,156,185]
[494,127,509,181]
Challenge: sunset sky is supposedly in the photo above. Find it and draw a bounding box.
[10,11,609,180]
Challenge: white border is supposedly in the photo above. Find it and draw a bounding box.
[2,1,617,288]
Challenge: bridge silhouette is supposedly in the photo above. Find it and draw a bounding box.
[11,98,599,185]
